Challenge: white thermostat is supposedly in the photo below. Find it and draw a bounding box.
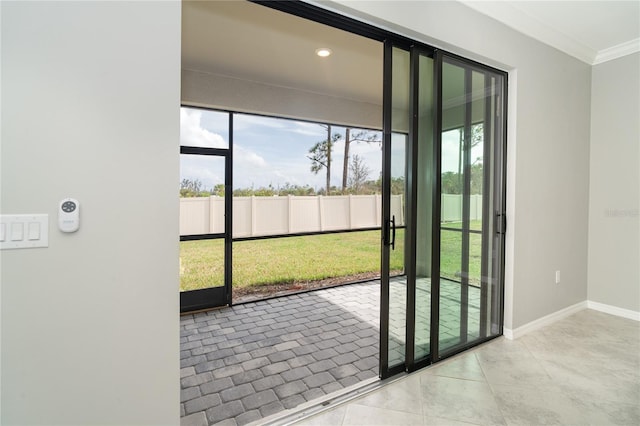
[59,198,80,232]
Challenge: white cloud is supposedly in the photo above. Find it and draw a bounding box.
[180,108,227,148]
[235,144,267,168]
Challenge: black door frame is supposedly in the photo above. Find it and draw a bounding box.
[379,46,508,373]
[207,1,508,378]
[434,52,508,361]
[179,113,234,313]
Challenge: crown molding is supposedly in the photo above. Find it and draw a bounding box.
[594,38,640,65]
[460,1,640,66]
[460,1,597,64]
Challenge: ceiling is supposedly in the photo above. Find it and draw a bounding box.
[182,1,639,114]
[182,1,383,105]
[461,1,640,64]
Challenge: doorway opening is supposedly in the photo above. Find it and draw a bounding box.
[179,1,507,424]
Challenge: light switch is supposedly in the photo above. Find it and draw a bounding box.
[11,222,24,241]
[28,222,41,240]
[1,214,48,249]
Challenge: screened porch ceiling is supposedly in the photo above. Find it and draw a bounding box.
[181,1,384,107]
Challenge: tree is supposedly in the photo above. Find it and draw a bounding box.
[347,154,371,194]
[373,174,403,195]
[472,123,483,147]
[213,183,225,197]
[470,162,483,195]
[308,125,341,195]
[440,162,483,195]
[441,171,461,194]
[341,129,382,194]
[342,128,350,193]
[448,123,485,195]
[180,178,211,197]
[278,183,316,196]
[232,183,317,197]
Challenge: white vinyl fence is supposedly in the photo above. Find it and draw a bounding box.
[180,194,481,237]
[441,194,482,223]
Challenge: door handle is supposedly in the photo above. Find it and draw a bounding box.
[391,215,396,250]
[383,218,390,246]
[496,212,506,235]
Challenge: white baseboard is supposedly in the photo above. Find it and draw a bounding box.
[503,300,640,340]
[587,301,640,321]
[503,301,588,340]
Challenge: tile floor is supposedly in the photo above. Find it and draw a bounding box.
[181,278,488,426]
[291,309,640,426]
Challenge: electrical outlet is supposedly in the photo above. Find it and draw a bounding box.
[555,270,561,284]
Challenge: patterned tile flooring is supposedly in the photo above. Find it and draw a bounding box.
[295,309,640,425]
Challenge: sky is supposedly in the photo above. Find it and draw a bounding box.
[180,107,481,193]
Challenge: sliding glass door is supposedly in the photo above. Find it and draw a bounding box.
[413,49,436,368]
[381,46,506,375]
[436,53,506,358]
[380,44,410,378]
[381,44,438,377]
[179,0,506,375]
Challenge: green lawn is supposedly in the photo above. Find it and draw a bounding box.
[440,229,482,285]
[180,222,484,292]
[180,230,404,292]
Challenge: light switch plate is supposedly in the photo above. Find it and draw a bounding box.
[0,214,49,250]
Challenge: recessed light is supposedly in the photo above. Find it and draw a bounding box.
[315,48,332,58]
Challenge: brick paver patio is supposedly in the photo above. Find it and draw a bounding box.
[180,282,379,426]
[180,279,479,426]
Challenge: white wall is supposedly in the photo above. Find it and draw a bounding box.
[323,0,592,329]
[1,2,180,425]
[588,53,640,312]
[0,0,614,423]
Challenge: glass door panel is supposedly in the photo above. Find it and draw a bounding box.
[381,44,506,377]
[467,70,486,342]
[414,51,435,363]
[381,44,410,378]
[437,55,505,357]
[382,45,437,374]
[439,59,466,352]
[388,132,407,368]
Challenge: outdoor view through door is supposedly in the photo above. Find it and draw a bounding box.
[179,108,407,310]
[180,0,506,389]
